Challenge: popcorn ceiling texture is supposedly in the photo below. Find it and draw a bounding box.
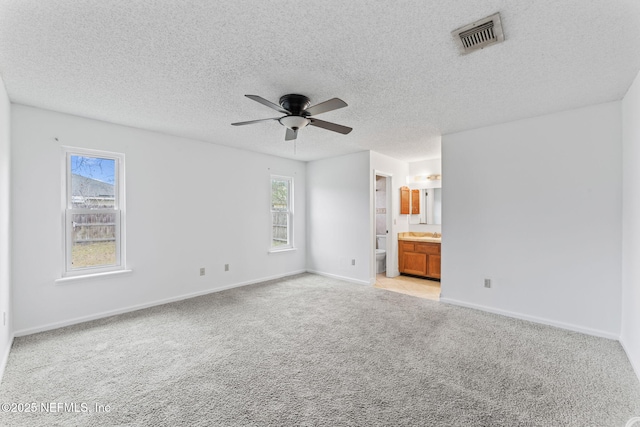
[0,1,639,161]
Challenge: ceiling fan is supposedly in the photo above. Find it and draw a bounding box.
[232,94,352,141]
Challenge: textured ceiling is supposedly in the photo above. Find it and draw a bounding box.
[1,1,639,162]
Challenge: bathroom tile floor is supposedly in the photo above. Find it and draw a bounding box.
[374,273,441,301]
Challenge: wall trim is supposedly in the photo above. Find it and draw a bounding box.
[440,297,619,340]
[14,270,307,337]
[306,269,371,286]
[620,338,640,383]
[0,333,14,384]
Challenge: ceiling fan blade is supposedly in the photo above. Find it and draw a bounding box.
[245,95,289,114]
[305,98,348,116]
[309,118,352,135]
[231,117,279,126]
[285,128,298,141]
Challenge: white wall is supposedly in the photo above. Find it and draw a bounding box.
[622,70,640,379]
[306,151,371,285]
[408,158,441,177]
[371,151,411,279]
[442,102,622,338]
[0,76,12,381]
[11,105,306,334]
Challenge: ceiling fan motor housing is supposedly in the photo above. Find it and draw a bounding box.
[279,94,311,116]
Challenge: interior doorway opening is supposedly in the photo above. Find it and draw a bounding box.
[374,174,390,277]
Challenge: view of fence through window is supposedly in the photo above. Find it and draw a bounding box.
[271,178,290,247]
[70,155,117,269]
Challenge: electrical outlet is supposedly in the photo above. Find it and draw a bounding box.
[200,267,205,276]
[484,278,491,288]
[225,264,229,272]
[351,259,356,266]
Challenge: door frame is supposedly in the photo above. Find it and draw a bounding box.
[372,170,394,283]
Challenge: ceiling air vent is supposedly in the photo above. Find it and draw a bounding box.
[452,12,504,54]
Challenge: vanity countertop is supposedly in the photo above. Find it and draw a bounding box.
[398,232,441,243]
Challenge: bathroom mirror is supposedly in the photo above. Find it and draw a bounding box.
[420,188,441,225]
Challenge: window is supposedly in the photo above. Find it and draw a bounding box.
[63,148,125,276]
[270,175,293,250]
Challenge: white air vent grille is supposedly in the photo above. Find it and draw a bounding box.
[452,12,504,54]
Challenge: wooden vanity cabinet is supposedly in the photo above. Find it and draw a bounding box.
[399,241,441,279]
[428,254,441,278]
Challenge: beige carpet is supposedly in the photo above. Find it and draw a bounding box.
[1,273,639,426]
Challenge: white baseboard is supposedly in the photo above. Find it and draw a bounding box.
[620,338,640,383]
[440,297,619,340]
[0,333,14,384]
[306,269,370,286]
[14,270,307,337]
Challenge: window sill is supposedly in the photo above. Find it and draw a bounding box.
[55,269,133,284]
[268,247,297,254]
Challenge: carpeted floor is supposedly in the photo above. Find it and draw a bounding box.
[1,273,639,426]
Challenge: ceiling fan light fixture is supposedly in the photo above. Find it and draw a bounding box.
[279,115,310,130]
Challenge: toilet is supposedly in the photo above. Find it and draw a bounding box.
[376,235,387,274]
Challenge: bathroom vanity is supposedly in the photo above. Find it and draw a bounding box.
[398,233,441,279]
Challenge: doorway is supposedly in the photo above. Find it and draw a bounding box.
[374,172,392,279]
[372,171,441,301]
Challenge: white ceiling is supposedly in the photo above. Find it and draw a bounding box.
[0,1,639,162]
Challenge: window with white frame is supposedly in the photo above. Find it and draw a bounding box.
[63,148,125,276]
[270,175,293,250]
